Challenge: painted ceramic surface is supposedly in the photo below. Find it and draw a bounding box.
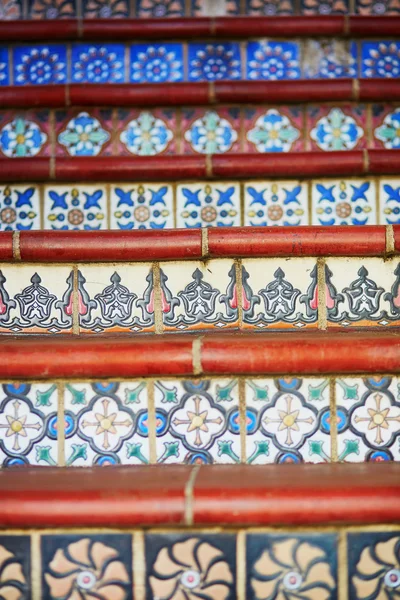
[13,45,67,85]
[188,42,241,82]
[379,178,400,224]
[176,182,241,228]
[182,108,240,155]
[117,108,176,156]
[82,0,129,18]
[55,109,113,157]
[244,181,308,227]
[44,185,108,230]
[0,535,30,600]
[0,48,9,86]
[192,0,240,15]
[311,179,376,226]
[361,42,400,78]
[308,105,366,151]
[110,183,174,230]
[71,44,125,84]
[303,40,358,79]
[372,105,400,150]
[0,110,51,158]
[244,106,304,153]
[246,41,301,81]
[130,43,184,84]
[0,185,40,231]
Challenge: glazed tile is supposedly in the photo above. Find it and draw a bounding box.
[325,257,400,328]
[245,377,331,464]
[130,43,184,83]
[13,45,67,85]
[116,108,176,156]
[145,533,236,599]
[44,185,107,230]
[110,183,174,229]
[0,383,58,466]
[78,263,155,334]
[191,0,240,14]
[308,104,366,151]
[372,104,400,150]
[244,181,308,226]
[311,179,376,226]
[83,0,129,17]
[0,0,23,18]
[188,42,241,82]
[244,106,304,153]
[245,0,294,14]
[65,381,149,466]
[247,533,337,599]
[303,40,358,79]
[136,0,185,17]
[160,259,239,332]
[247,41,300,81]
[241,258,318,330]
[41,534,133,599]
[301,0,348,12]
[0,110,51,158]
[362,42,400,78]
[0,536,30,598]
[182,107,240,155]
[176,182,240,228]
[155,379,240,464]
[0,48,9,86]
[71,44,125,84]
[379,178,400,224]
[0,266,73,334]
[55,109,113,157]
[356,0,400,12]
[0,184,40,231]
[28,0,76,18]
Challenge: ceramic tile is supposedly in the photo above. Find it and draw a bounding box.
[0,184,40,231]
[0,48,9,86]
[325,258,400,328]
[244,106,304,153]
[145,533,236,599]
[311,179,376,226]
[55,109,113,157]
[247,533,337,599]
[71,44,125,84]
[308,104,366,151]
[130,43,184,83]
[0,383,58,466]
[160,260,239,332]
[155,379,240,464]
[241,258,318,330]
[357,0,400,13]
[247,41,300,81]
[28,0,76,18]
[110,183,174,229]
[65,381,149,466]
[188,43,241,82]
[177,182,240,228]
[0,110,51,158]
[380,178,400,224]
[116,108,176,156]
[191,0,240,14]
[303,40,358,79]
[246,0,294,14]
[245,377,331,464]
[78,264,155,334]
[44,185,108,230]
[83,0,129,17]
[0,0,23,18]
[301,0,348,12]
[372,104,400,150]
[0,536,30,598]
[41,534,133,600]
[182,107,240,155]
[348,531,400,599]
[244,181,308,226]
[336,376,400,463]
[0,266,73,334]
[136,0,184,17]
[13,45,67,86]
[362,42,400,78]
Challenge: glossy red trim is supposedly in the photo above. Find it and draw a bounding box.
[0,158,51,181]
[0,19,78,41]
[359,79,400,102]
[392,225,400,254]
[215,15,345,37]
[19,230,203,262]
[0,232,14,261]
[349,15,400,36]
[368,149,400,175]
[0,86,66,108]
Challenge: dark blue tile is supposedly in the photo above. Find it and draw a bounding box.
[0,535,31,599]
[247,41,300,81]
[136,0,185,17]
[130,43,184,83]
[188,42,241,82]
[83,0,129,17]
[0,48,9,86]
[27,0,77,19]
[362,42,400,78]
[71,44,125,84]
[246,0,294,15]
[13,45,67,86]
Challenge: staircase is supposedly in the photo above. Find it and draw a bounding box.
[0,3,400,599]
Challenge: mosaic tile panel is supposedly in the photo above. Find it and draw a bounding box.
[28,0,76,17]
[0,110,51,158]
[65,381,149,466]
[116,108,176,156]
[380,178,400,224]
[176,182,241,228]
[0,535,30,599]
[244,181,308,226]
[130,43,184,84]
[71,44,125,84]
[55,109,113,157]
[244,106,304,153]
[372,104,400,150]
[110,183,174,229]
[303,40,358,79]
[13,45,67,86]
[83,0,129,17]
[188,42,241,82]
[241,258,319,330]
[44,185,108,230]
[362,42,400,78]
[311,179,376,226]
[307,105,366,151]
[247,41,300,81]
[136,0,185,17]
[182,107,240,155]
[0,184,40,231]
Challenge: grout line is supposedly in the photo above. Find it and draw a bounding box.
[209,81,216,104]
[184,464,200,526]
[72,265,80,335]
[31,532,41,600]
[240,0,246,13]
[39,182,45,230]
[183,41,189,83]
[192,336,203,376]
[206,154,213,178]
[176,107,183,155]
[239,378,246,464]
[386,224,395,256]
[12,231,21,261]
[65,83,70,108]
[236,259,243,329]
[317,258,327,331]
[133,531,146,600]
[338,530,349,600]
[125,44,130,84]
[240,181,245,227]
[330,378,338,463]
[363,148,369,174]
[49,156,56,181]
[375,176,380,226]
[366,103,373,148]
[307,180,313,226]
[173,181,178,228]
[106,183,111,230]
[185,0,191,16]
[8,46,13,86]
[344,13,350,36]
[236,530,246,600]
[57,381,66,466]
[153,262,163,335]
[352,78,360,103]
[147,380,157,464]
[240,40,247,80]
[201,227,209,258]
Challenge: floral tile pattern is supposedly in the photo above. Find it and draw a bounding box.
[110,183,174,229]
[246,0,294,14]
[182,108,240,155]
[0,185,40,231]
[0,110,51,158]
[0,48,9,86]
[130,43,184,83]
[136,0,184,17]
[176,182,241,228]
[13,45,67,85]
[0,266,73,334]
[362,42,400,78]
[245,378,331,464]
[145,534,236,599]
[247,534,337,599]
[83,0,129,17]
[71,44,125,84]
[160,260,239,332]
[0,535,30,599]
[55,109,113,157]
[188,43,241,82]
[356,0,400,13]
[41,534,133,599]
[155,379,240,464]
[311,179,376,226]
[302,0,348,12]
[117,108,176,156]
[28,0,76,18]
[244,106,304,153]
[0,383,58,467]
[0,0,23,18]
[308,105,366,151]
[373,104,400,150]
[65,382,149,466]
[44,185,108,230]
[191,0,240,15]
[247,42,300,81]
[244,181,308,226]
[303,40,358,79]
[379,178,400,224]
[241,258,318,330]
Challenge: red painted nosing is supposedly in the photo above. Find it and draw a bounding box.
[359,79,400,102]
[19,230,203,262]
[207,226,387,257]
[0,232,14,261]
[393,225,400,253]
[0,158,51,182]
[348,15,400,36]
[368,150,400,175]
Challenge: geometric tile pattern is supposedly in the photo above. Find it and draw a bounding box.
[311,179,376,226]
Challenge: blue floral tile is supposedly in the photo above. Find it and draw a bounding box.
[130,43,183,83]
[0,48,9,86]
[244,181,308,226]
[188,43,241,82]
[117,108,176,156]
[0,185,40,230]
[373,105,400,150]
[71,44,125,84]
[0,0,23,18]
[136,0,184,17]
[302,0,348,13]
[177,182,240,228]
[55,109,113,157]
[245,107,303,153]
[44,185,107,230]
[357,0,400,13]
[182,108,240,155]
[83,0,129,17]
[247,42,300,81]
[110,183,174,229]
[304,40,358,79]
[308,105,366,151]
[28,0,76,18]
[0,110,51,158]
[311,179,376,226]
[0,536,30,598]
[13,45,67,86]
[246,0,294,13]
[362,42,400,78]
[380,179,400,224]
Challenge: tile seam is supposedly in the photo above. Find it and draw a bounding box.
[12,231,21,261]
[237,530,246,600]
[153,262,163,335]
[206,154,213,178]
[363,148,369,174]
[386,224,395,256]
[57,381,66,466]
[147,380,157,464]
[72,265,79,335]
[184,464,201,526]
[49,156,56,181]
[133,531,145,600]
[201,227,209,258]
[317,257,327,331]
[192,336,203,375]
[352,78,359,102]
[236,258,243,329]
[338,530,348,600]
[209,81,216,104]
[330,378,338,463]
[239,378,246,464]
[31,532,41,600]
